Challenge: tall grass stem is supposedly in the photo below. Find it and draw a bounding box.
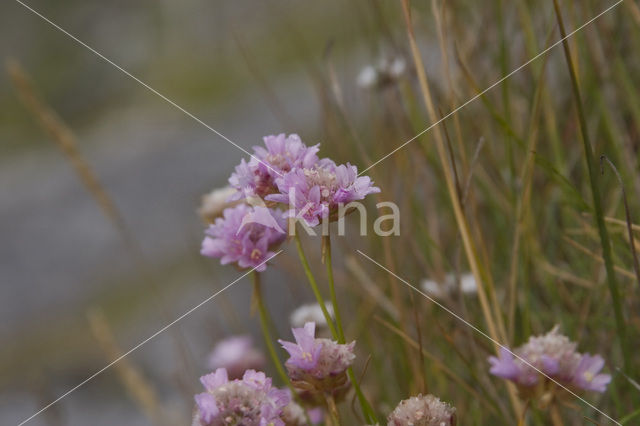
[552,0,630,372]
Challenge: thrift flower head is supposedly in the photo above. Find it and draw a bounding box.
[290,301,334,330]
[280,390,324,426]
[207,335,265,380]
[229,134,320,200]
[357,57,407,90]
[421,273,477,300]
[278,322,355,399]
[488,326,611,398]
[267,161,380,227]
[193,368,290,426]
[280,399,307,426]
[201,204,286,272]
[198,186,239,224]
[387,394,456,426]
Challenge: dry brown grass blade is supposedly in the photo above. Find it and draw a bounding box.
[87,309,171,426]
[6,59,131,246]
[399,0,519,417]
[605,216,640,233]
[8,59,199,394]
[507,25,556,339]
[541,261,594,288]
[374,315,501,417]
[562,235,636,280]
[345,256,400,321]
[600,155,640,289]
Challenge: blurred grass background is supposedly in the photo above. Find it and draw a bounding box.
[2,0,640,425]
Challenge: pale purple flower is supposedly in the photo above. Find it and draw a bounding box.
[421,272,477,299]
[306,408,324,425]
[357,56,407,90]
[572,354,611,392]
[279,322,322,370]
[193,368,290,426]
[280,389,324,425]
[387,394,456,426]
[198,186,239,224]
[278,322,355,398]
[267,161,380,227]
[290,302,334,331]
[488,326,611,395]
[207,336,265,380]
[280,400,308,426]
[201,204,286,272]
[229,134,320,200]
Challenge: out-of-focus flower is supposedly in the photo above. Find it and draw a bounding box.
[201,204,286,272]
[290,301,334,329]
[281,400,307,426]
[306,407,324,425]
[357,56,407,90]
[207,335,265,379]
[197,186,239,224]
[571,354,611,392]
[278,322,355,400]
[193,368,290,426]
[488,326,611,398]
[387,394,456,426]
[267,161,380,227]
[280,390,325,425]
[356,65,378,89]
[229,134,320,201]
[420,273,477,299]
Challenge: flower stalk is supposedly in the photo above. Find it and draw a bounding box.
[322,234,345,343]
[294,231,378,423]
[294,232,339,339]
[251,271,291,388]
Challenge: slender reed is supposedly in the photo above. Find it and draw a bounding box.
[552,0,630,372]
[600,156,640,289]
[87,309,169,426]
[399,0,521,417]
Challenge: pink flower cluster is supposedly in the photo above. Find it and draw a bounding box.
[488,326,611,394]
[230,133,380,227]
[193,368,290,426]
[387,394,456,426]
[278,322,355,400]
[207,335,265,380]
[201,133,379,270]
[201,204,286,272]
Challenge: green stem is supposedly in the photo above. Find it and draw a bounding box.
[294,232,339,339]
[294,230,378,423]
[252,272,291,388]
[253,273,313,425]
[323,234,345,343]
[323,234,378,423]
[552,0,630,372]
